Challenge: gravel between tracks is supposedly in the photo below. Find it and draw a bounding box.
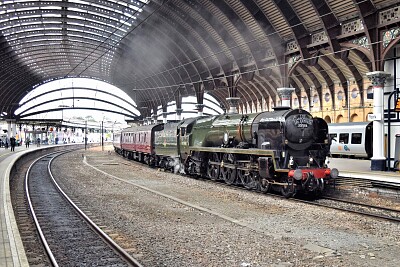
[51,146,400,267]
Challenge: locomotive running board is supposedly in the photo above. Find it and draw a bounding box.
[190,146,275,157]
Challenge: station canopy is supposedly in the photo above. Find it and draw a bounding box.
[1,0,399,118]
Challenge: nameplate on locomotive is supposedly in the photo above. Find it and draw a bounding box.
[293,115,313,128]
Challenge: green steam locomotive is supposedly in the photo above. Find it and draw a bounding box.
[114,108,338,198]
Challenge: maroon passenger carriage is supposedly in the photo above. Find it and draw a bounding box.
[116,124,163,164]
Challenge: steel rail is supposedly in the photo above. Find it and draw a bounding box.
[322,196,400,213]
[47,153,143,267]
[25,152,61,267]
[292,198,400,223]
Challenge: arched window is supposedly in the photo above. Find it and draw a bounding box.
[324,93,330,102]
[313,94,319,104]
[350,113,359,122]
[293,98,299,107]
[351,88,359,98]
[337,91,344,101]
[324,115,331,123]
[302,97,308,106]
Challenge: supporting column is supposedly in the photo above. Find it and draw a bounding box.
[7,121,11,138]
[366,71,391,171]
[176,108,183,121]
[152,114,158,124]
[11,121,16,137]
[162,112,168,123]
[277,87,295,108]
[195,104,205,116]
[226,97,240,114]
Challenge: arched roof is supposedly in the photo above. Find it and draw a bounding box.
[1,0,400,118]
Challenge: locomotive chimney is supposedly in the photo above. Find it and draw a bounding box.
[277,87,295,109]
[226,97,240,114]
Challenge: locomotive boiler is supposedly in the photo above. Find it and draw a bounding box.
[114,108,338,198]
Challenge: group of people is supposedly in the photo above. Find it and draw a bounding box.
[3,136,18,151]
[2,137,40,151]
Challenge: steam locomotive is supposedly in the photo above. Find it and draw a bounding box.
[113,107,338,197]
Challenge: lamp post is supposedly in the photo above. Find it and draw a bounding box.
[112,120,116,141]
[85,120,87,150]
[101,120,104,151]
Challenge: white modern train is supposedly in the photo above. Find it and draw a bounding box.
[328,122,373,158]
[328,121,400,166]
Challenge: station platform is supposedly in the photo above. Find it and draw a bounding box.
[329,158,400,184]
[0,147,399,266]
[0,146,32,267]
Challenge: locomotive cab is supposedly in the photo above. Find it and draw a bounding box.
[178,118,197,160]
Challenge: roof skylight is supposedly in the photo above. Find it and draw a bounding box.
[0,0,149,78]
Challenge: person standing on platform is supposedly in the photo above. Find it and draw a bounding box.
[10,136,16,152]
[37,137,41,147]
[25,137,30,148]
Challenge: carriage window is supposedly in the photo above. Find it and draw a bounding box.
[351,133,362,144]
[329,134,337,141]
[339,133,349,144]
[181,127,186,136]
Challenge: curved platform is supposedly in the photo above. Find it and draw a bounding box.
[0,146,31,267]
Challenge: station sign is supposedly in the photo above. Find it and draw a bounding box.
[367,113,381,121]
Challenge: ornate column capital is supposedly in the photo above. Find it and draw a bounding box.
[162,112,168,123]
[195,103,205,110]
[175,108,183,115]
[277,87,295,99]
[277,87,295,107]
[226,97,240,114]
[366,71,391,87]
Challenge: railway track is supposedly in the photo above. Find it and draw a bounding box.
[20,151,142,266]
[312,197,400,223]
[115,153,400,224]
[217,181,400,223]
[333,176,373,188]
[335,176,400,190]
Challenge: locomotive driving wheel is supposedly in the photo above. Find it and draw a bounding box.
[221,167,236,185]
[258,177,270,193]
[207,153,220,181]
[238,170,257,190]
[281,177,296,198]
[221,154,236,185]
